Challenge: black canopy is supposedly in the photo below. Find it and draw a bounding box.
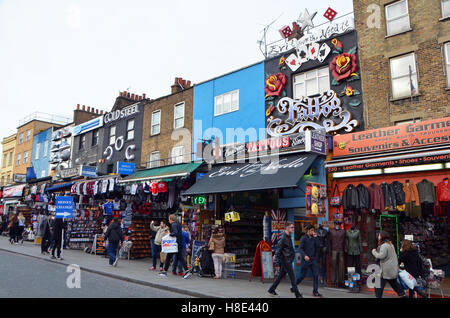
[183,153,317,195]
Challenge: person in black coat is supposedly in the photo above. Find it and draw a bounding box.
[51,218,67,260]
[160,214,188,276]
[104,218,124,266]
[399,240,428,298]
[268,222,303,298]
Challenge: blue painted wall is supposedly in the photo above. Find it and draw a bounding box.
[192,62,265,160]
[31,128,53,178]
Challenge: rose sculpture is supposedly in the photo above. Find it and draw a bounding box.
[330,52,359,83]
[265,73,287,99]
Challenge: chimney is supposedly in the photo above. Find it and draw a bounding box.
[143,93,146,99]
[187,80,191,87]
[131,93,135,100]
[87,106,91,112]
[96,109,99,114]
[171,77,183,94]
[82,105,86,111]
[77,104,80,110]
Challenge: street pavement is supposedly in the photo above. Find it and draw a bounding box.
[0,237,378,298]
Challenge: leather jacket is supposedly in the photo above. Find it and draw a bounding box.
[274,232,295,265]
[356,184,370,210]
[368,183,385,211]
[343,184,359,211]
[329,228,346,252]
[391,181,405,206]
[316,226,329,249]
[380,182,396,208]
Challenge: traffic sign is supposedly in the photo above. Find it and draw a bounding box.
[55,196,73,219]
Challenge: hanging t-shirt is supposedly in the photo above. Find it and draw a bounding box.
[113,199,120,210]
[93,181,99,195]
[151,182,158,195]
[103,202,113,215]
[101,180,109,194]
[109,178,115,192]
[131,183,138,195]
[157,182,168,193]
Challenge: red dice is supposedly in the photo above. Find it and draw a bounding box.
[279,25,293,39]
[323,7,337,21]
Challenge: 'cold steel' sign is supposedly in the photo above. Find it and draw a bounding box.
[333,117,450,157]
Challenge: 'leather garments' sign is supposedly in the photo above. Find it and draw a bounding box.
[333,117,450,157]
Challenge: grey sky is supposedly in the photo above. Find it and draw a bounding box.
[0,0,353,151]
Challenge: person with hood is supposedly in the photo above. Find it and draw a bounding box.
[372,231,406,298]
[399,240,428,298]
[209,226,225,279]
[268,222,303,298]
[8,212,18,244]
[104,218,124,267]
[149,220,168,271]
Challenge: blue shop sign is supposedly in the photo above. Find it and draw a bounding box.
[80,165,97,178]
[55,196,73,219]
[117,161,135,175]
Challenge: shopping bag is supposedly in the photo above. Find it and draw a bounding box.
[398,270,417,290]
[330,184,341,206]
[161,234,178,253]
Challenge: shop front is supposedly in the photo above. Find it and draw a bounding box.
[183,131,328,275]
[326,117,450,281]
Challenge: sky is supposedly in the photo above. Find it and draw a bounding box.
[0,0,353,152]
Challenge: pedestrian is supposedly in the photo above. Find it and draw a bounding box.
[176,224,191,275]
[47,214,55,253]
[295,224,322,297]
[268,222,303,298]
[159,214,188,277]
[17,212,26,244]
[8,212,18,244]
[149,220,168,271]
[399,240,428,298]
[209,226,225,279]
[39,213,51,254]
[51,218,66,260]
[372,231,407,298]
[104,218,123,267]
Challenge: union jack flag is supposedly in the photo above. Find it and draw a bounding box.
[271,209,287,246]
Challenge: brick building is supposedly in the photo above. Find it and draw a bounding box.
[141,78,193,168]
[353,0,450,128]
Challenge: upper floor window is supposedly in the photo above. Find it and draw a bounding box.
[109,126,116,145]
[293,66,330,98]
[18,133,23,144]
[25,130,31,141]
[8,152,13,166]
[2,154,7,168]
[174,102,185,130]
[16,154,21,166]
[92,129,99,146]
[442,0,450,18]
[445,42,450,87]
[385,0,410,36]
[148,151,161,168]
[390,52,418,99]
[127,119,135,140]
[43,140,48,157]
[151,110,161,136]
[214,90,239,116]
[35,143,40,160]
[171,146,184,164]
[79,134,86,150]
[23,151,28,164]
[394,118,420,125]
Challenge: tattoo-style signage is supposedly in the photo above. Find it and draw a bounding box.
[103,103,140,124]
[333,117,450,157]
[267,90,359,136]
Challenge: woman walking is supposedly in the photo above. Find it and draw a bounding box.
[17,212,26,244]
[399,240,428,298]
[8,213,18,244]
[372,231,407,298]
[209,226,226,279]
[149,220,168,271]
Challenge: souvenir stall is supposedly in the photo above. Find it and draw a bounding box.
[24,177,52,236]
[120,162,203,259]
[327,118,450,278]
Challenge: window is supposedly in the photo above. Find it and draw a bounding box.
[6,175,10,185]
[109,126,116,145]
[8,152,13,166]
[26,130,31,141]
[293,67,330,98]
[43,140,48,157]
[92,129,99,146]
[41,170,46,178]
[35,143,40,160]
[79,134,86,150]
[107,164,114,174]
[148,151,161,168]
[127,119,135,140]
[214,90,239,116]
[394,118,420,125]
[18,133,23,144]
[1,176,4,186]
[171,146,184,164]
[23,151,28,164]
[390,53,418,99]
[442,0,450,18]
[445,43,450,87]
[151,110,161,135]
[174,102,185,129]
[385,0,410,36]
[16,154,21,166]
[2,154,7,168]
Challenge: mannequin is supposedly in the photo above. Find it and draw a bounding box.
[403,179,421,219]
[437,178,450,217]
[316,224,329,284]
[329,222,345,287]
[345,225,362,275]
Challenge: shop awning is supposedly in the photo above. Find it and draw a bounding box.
[45,182,75,192]
[121,162,204,183]
[183,153,317,196]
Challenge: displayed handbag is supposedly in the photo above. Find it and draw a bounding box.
[330,184,342,206]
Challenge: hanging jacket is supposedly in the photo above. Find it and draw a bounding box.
[368,183,385,211]
[356,184,370,210]
[436,180,450,202]
[391,181,405,206]
[345,229,362,255]
[416,179,436,204]
[403,182,420,205]
[343,184,359,211]
[380,182,396,209]
[316,226,329,249]
[329,228,345,252]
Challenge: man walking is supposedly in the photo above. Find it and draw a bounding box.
[39,213,51,255]
[268,222,303,298]
[104,218,123,267]
[160,214,188,276]
[51,218,66,260]
[294,224,323,297]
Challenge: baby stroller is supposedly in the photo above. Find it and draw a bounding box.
[183,245,215,279]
